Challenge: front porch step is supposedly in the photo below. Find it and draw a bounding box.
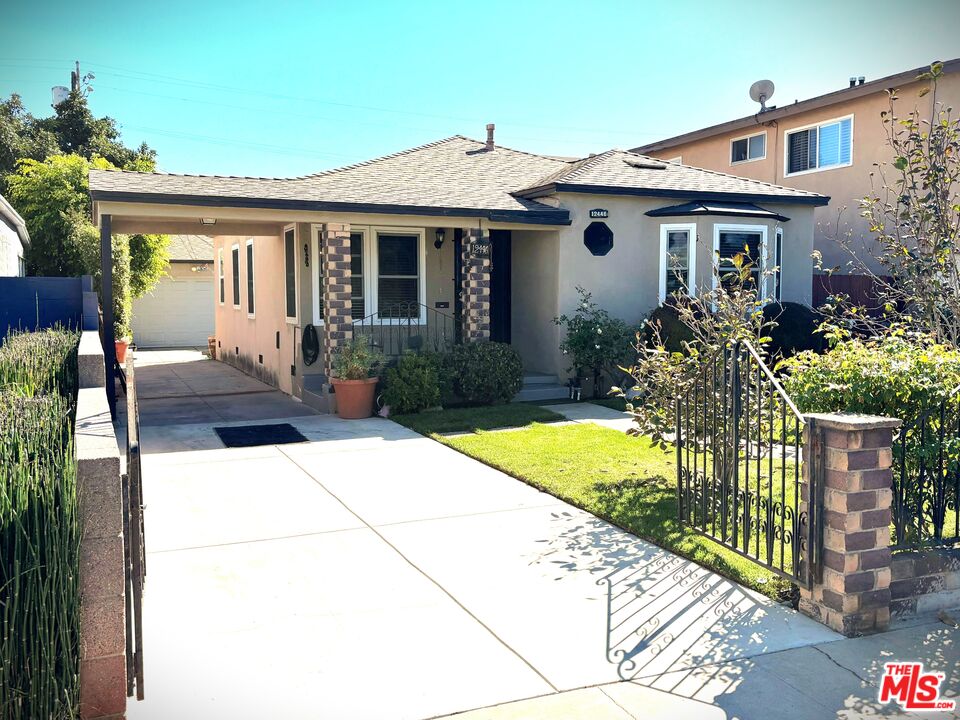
[514,373,570,403]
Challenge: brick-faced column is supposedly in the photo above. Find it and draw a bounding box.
[461,227,490,342]
[322,223,352,377]
[799,413,900,636]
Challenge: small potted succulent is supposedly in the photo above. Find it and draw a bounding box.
[331,336,383,419]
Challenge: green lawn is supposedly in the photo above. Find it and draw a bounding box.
[391,403,565,435]
[437,422,792,600]
[589,396,629,412]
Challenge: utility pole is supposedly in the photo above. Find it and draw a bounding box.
[70,61,80,93]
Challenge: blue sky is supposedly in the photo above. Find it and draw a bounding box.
[2,0,958,177]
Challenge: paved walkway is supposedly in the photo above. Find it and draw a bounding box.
[544,401,635,432]
[125,358,959,719]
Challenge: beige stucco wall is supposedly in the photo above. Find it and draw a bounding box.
[528,192,816,379]
[646,74,960,271]
[511,229,560,374]
[212,233,297,395]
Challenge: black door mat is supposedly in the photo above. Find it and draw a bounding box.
[214,423,308,448]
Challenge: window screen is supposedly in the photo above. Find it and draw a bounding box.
[731,134,765,163]
[377,233,419,317]
[284,228,296,318]
[231,246,240,306]
[664,230,690,296]
[717,230,762,290]
[246,241,255,314]
[788,118,851,174]
[350,232,365,320]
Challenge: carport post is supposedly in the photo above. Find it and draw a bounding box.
[101,213,116,418]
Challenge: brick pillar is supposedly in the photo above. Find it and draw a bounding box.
[322,223,352,377]
[799,413,900,637]
[461,227,491,342]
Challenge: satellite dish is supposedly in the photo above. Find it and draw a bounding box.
[749,79,775,111]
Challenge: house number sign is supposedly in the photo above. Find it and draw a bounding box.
[471,238,491,258]
[589,208,609,219]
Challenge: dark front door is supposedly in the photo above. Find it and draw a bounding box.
[489,230,512,344]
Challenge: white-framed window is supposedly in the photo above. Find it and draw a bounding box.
[658,223,697,303]
[245,238,255,318]
[713,224,767,297]
[217,248,224,304]
[283,225,298,323]
[774,227,783,302]
[785,115,853,176]
[730,131,766,164]
[312,225,426,325]
[231,243,240,308]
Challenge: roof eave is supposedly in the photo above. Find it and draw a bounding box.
[89,190,572,226]
[633,58,960,153]
[517,183,829,206]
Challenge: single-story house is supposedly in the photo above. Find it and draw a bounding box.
[131,234,215,348]
[88,128,827,412]
[0,193,29,277]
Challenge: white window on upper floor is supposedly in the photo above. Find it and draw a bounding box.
[730,132,766,164]
[785,115,853,176]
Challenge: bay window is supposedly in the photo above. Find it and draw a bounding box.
[659,223,696,302]
[714,224,766,295]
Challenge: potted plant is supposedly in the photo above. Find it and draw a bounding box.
[114,316,132,365]
[331,336,383,419]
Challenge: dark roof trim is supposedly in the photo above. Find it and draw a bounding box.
[516,183,829,206]
[646,201,790,222]
[90,190,572,226]
[633,58,960,153]
[168,258,214,264]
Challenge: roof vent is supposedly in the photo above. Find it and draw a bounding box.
[486,123,495,151]
[858,76,865,85]
[623,157,667,170]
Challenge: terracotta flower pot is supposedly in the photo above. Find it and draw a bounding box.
[332,377,378,419]
[115,339,130,365]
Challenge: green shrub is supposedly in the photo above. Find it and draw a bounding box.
[0,329,81,719]
[762,302,824,362]
[383,352,441,414]
[644,304,693,354]
[781,335,960,419]
[449,341,523,405]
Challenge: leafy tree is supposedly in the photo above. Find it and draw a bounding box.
[0,94,58,186]
[6,154,168,297]
[818,62,960,346]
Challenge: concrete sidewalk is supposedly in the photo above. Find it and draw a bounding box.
[544,401,635,432]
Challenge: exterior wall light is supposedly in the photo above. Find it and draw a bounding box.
[434,228,445,249]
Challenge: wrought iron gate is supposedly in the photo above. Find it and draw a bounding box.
[675,340,821,587]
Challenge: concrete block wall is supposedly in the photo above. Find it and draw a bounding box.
[75,331,127,720]
[461,228,490,342]
[891,548,960,618]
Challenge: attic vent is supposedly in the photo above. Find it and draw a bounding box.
[623,157,667,170]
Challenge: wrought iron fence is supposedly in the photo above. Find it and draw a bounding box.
[676,340,820,587]
[892,387,960,550]
[354,302,458,359]
[121,353,146,700]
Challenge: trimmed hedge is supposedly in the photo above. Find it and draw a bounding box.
[383,352,442,414]
[762,302,824,361]
[449,342,524,405]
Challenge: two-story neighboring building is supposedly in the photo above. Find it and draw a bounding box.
[633,59,960,304]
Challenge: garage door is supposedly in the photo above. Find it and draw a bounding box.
[132,275,214,348]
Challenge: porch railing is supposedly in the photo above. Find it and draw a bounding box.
[354,302,459,359]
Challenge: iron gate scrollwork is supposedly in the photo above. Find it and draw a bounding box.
[675,340,820,588]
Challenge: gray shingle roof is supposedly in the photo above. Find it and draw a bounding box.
[166,235,213,262]
[517,150,827,204]
[90,136,573,224]
[89,138,828,223]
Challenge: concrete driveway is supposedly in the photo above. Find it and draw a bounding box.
[125,356,958,719]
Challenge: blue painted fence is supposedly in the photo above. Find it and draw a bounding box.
[0,275,94,338]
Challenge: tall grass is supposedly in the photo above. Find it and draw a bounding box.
[0,327,82,719]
